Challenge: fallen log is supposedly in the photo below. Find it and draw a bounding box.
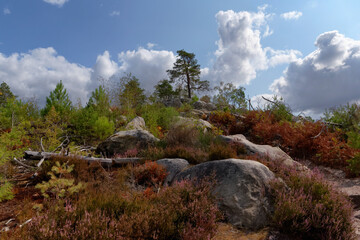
[23,151,143,167]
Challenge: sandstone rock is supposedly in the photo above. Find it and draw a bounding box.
[162,98,182,108]
[96,130,159,157]
[189,109,208,119]
[156,158,189,185]
[219,134,308,172]
[174,116,214,133]
[193,100,216,111]
[125,116,146,130]
[173,159,275,230]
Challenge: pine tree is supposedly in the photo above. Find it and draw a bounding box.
[117,74,146,113]
[0,82,15,106]
[41,80,72,119]
[167,50,209,99]
[87,85,111,117]
[153,79,179,101]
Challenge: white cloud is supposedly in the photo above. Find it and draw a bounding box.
[280,11,303,20]
[92,51,118,81]
[90,51,119,91]
[0,48,92,106]
[267,48,302,67]
[117,48,176,91]
[43,0,69,7]
[250,94,274,110]
[90,47,176,93]
[109,11,120,16]
[270,31,360,113]
[147,42,156,49]
[3,8,11,15]
[0,46,177,107]
[205,8,301,88]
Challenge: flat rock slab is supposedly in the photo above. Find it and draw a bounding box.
[219,134,308,172]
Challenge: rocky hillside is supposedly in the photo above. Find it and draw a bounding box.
[1,101,360,240]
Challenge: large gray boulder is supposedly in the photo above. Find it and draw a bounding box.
[173,159,275,230]
[125,116,146,130]
[96,130,159,157]
[193,100,216,111]
[174,116,214,133]
[156,158,189,185]
[162,98,182,108]
[219,134,308,172]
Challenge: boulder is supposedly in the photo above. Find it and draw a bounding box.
[174,116,214,133]
[96,130,159,157]
[193,100,216,111]
[156,158,189,185]
[162,98,182,108]
[219,134,308,172]
[189,109,210,119]
[125,116,146,130]
[173,159,275,230]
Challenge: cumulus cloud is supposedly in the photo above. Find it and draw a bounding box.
[109,11,120,16]
[280,11,303,20]
[117,48,176,91]
[0,48,92,106]
[267,48,302,67]
[3,8,11,15]
[250,93,275,109]
[147,42,156,49]
[90,47,176,93]
[205,7,301,87]
[270,31,360,113]
[1,45,176,107]
[43,0,69,7]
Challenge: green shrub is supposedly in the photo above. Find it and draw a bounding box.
[141,104,179,138]
[35,161,83,200]
[264,95,293,122]
[93,116,114,141]
[0,181,14,202]
[324,103,360,132]
[347,152,360,177]
[347,130,360,149]
[0,125,29,202]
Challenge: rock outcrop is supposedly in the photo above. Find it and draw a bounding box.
[174,116,214,133]
[193,100,216,111]
[96,130,159,157]
[219,134,308,172]
[125,116,146,130]
[156,158,189,185]
[173,159,275,230]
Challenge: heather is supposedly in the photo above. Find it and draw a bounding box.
[0,77,359,239]
[9,158,221,240]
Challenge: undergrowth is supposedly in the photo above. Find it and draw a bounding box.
[11,158,221,240]
[250,156,355,240]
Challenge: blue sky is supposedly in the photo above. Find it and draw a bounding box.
[1,0,360,116]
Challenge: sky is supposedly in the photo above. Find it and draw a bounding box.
[1,0,360,117]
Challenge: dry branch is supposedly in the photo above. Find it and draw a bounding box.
[23,151,142,167]
[12,158,36,169]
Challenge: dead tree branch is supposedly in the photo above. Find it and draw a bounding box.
[23,151,143,167]
[12,158,36,169]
